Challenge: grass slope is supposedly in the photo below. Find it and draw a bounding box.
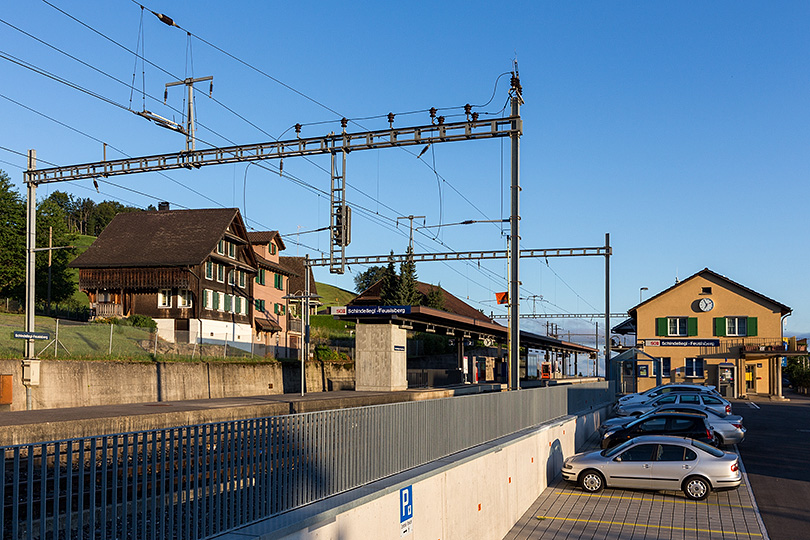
[315,282,356,308]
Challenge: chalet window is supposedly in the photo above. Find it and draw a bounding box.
[685,358,704,378]
[205,261,213,280]
[178,289,192,308]
[228,242,236,258]
[270,242,277,255]
[217,264,225,283]
[227,269,235,286]
[158,289,172,308]
[661,357,671,377]
[238,271,246,288]
[202,289,211,309]
[256,268,266,286]
[213,292,221,311]
[217,240,225,255]
[255,299,265,312]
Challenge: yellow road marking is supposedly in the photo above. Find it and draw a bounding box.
[536,516,763,537]
[552,489,754,509]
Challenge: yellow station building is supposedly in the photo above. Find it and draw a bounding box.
[613,268,804,399]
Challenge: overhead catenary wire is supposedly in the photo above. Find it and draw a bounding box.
[26,5,597,317]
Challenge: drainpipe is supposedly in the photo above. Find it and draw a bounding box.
[779,312,792,399]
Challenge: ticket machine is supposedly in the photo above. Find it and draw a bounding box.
[717,362,737,399]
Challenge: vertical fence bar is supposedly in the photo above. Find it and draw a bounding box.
[150,431,158,540]
[167,429,175,540]
[140,432,148,539]
[159,431,167,540]
[111,436,119,540]
[12,448,19,540]
[121,434,129,540]
[65,441,73,540]
[192,425,200,540]
[38,444,46,540]
[100,437,108,540]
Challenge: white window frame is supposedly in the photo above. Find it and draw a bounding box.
[216,264,225,283]
[726,317,747,337]
[178,289,192,308]
[227,268,235,286]
[217,292,225,312]
[158,289,172,308]
[228,242,236,259]
[205,261,214,280]
[668,317,687,337]
[685,357,704,378]
[217,240,225,255]
[238,271,246,288]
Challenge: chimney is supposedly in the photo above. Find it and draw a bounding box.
[158,201,170,211]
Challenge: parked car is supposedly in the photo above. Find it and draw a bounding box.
[562,435,742,500]
[600,411,715,449]
[600,404,746,445]
[615,391,732,417]
[616,383,719,408]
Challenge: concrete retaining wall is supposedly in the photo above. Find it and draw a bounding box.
[0,359,354,411]
[219,406,609,540]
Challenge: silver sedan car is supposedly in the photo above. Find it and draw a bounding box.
[615,391,732,417]
[600,404,746,445]
[561,435,742,500]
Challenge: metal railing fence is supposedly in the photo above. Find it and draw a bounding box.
[1,382,613,540]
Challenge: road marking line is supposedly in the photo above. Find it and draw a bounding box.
[748,402,761,409]
[535,516,763,537]
[551,490,754,509]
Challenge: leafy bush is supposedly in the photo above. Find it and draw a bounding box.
[128,314,157,329]
[314,345,351,363]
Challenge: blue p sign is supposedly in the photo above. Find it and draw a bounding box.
[400,486,413,523]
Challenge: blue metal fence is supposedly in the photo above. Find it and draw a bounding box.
[1,382,613,540]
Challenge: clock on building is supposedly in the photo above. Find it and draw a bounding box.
[698,298,714,312]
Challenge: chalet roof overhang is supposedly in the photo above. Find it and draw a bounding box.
[209,253,258,273]
[332,305,598,355]
[255,254,298,276]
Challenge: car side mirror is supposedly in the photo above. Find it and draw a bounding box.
[614,457,622,462]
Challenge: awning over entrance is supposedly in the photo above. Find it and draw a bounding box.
[255,317,282,333]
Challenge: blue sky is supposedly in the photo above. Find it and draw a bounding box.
[2,1,808,344]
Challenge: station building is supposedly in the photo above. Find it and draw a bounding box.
[612,268,804,399]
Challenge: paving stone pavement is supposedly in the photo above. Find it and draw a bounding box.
[505,436,766,540]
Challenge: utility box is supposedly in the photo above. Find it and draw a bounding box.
[0,374,12,404]
[22,359,40,386]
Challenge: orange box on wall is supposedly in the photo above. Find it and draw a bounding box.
[0,374,12,405]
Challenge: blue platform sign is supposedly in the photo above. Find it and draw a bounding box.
[13,331,50,340]
[400,485,413,536]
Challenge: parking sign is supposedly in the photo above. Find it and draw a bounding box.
[400,485,413,536]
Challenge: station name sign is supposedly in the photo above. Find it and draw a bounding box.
[331,306,411,316]
[12,331,50,340]
[645,339,720,347]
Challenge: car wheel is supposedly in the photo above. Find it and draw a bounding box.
[682,476,711,500]
[579,469,605,493]
[714,432,724,446]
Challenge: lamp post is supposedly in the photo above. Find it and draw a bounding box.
[639,287,648,303]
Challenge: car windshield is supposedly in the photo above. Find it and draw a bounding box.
[692,439,724,457]
[602,438,635,458]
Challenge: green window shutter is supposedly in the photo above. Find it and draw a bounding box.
[224,294,232,312]
[714,317,726,337]
[202,290,208,309]
[274,303,279,314]
[656,318,667,337]
[747,317,758,337]
[687,317,698,337]
[236,296,242,313]
[213,293,220,310]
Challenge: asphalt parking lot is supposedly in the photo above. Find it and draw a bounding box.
[505,396,769,540]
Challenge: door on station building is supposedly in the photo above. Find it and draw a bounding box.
[745,364,755,393]
[621,362,637,394]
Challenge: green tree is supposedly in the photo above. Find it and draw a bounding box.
[379,252,399,305]
[395,246,420,306]
[36,198,77,305]
[425,283,445,310]
[353,265,387,292]
[0,170,25,300]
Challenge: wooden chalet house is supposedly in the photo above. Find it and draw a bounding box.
[70,206,258,349]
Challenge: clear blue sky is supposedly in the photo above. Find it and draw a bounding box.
[2,1,808,343]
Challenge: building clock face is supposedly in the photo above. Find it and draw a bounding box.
[699,298,714,312]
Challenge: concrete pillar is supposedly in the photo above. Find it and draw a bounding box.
[355,324,408,391]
